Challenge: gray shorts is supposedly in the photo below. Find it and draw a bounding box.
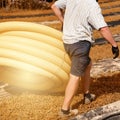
[64,40,91,76]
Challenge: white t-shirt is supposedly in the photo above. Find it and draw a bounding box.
[55,0,107,44]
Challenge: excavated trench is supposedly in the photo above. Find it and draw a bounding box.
[103,113,120,120]
[71,101,120,120]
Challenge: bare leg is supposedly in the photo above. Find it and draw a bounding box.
[62,74,80,110]
[61,61,92,110]
[81,61,92,94]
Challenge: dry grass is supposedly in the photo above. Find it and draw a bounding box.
[102,7,120,14]
[105,15,120,22]
[0,16,58,22]
[0,9,53,16]
[100,1,120,8]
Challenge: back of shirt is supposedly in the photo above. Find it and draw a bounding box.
[55,0,107,44]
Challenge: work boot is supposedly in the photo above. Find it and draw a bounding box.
[83,93,96,104]
[59,108,78,117]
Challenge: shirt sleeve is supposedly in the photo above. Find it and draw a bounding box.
[88,3,107,30]
[55,0,67,9]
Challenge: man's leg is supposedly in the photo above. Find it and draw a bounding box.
[62,74,80,110]
[81,61,92,94]
[81,61,96,104]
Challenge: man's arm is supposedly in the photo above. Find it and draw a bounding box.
[99,26,119,59]
[51,4,64,23]
[100,26,117,47]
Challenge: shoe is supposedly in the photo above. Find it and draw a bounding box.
[59,108,78,117]
[83,93,96,104]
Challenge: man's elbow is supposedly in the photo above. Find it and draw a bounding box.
[51,3,56,10]
[99,26,109,32]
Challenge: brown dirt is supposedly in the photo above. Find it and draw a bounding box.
[102,7,120,14]
[0,0,120,120]
[100,1,120,8]
[0,71,120,120]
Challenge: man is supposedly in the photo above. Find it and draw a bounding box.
[51,0,119,116]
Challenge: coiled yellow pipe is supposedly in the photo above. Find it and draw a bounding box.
[0,21,70,93]
[0,21,62,40]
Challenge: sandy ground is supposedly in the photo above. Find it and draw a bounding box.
[0,75,120,120]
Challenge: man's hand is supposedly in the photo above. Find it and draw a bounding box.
[112,46,119,59]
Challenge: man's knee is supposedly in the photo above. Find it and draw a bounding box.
[70,74,80,81]
[87,60,92,68]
